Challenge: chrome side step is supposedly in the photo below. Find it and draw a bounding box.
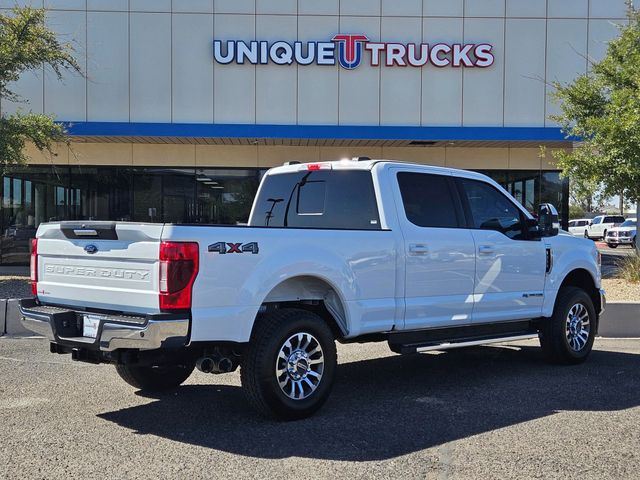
[415,333,539,353]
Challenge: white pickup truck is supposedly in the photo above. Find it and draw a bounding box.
[21,159,605,420]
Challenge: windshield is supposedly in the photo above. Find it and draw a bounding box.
[620,219,637,227]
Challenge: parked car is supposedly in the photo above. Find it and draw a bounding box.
[584,215,626,240]
[20,160,605,420]
[568,219,591,237]
[605,218,637,248]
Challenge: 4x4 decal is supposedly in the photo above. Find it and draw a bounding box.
[208,242,259,255]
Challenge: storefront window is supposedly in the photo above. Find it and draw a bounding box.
[0,165,567,265]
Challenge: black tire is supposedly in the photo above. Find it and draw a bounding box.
[241,308,337,421]
[584,230,590,239]
[539,286,596,365]
[608,243,618,249]
[115,363,195,391]
[602,230,607,240]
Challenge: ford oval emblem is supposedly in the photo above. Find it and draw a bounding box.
[84,244,98,254]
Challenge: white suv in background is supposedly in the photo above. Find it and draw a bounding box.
[584,215,626,240]
[568,219,591,237]
[605,218,637,248]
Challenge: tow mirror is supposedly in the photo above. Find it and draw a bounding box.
[538,203,559,237]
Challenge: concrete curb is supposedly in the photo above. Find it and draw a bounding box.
[599,303,640,338]
[3,299,31,336]
[0,299,6,335]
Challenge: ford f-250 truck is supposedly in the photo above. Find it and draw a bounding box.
[20,159,605,420]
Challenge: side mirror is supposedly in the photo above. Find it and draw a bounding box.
[538,203,559,237]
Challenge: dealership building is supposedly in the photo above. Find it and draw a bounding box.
[0,0,629,264]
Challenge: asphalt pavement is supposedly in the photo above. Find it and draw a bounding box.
[1,337,639,479]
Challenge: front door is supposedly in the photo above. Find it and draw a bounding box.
[457,177,546,323]
[393,169,476,330]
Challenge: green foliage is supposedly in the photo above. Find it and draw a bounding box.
[0,7,81,173]
[551,3,640,203]
[568,204,586,220]
[619,254,640,283]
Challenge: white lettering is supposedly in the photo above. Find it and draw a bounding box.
[365,42,385,66]
[213,40,235,64]
[453,44,474,67]
[259,41,269,64]
[386,43,407,66]
[317,42,336,65]
[474,44,494,68]
[236,41,258,64]
[407,44,429,67]
[270,41,293,65]
[294,41,316,65]
[430,43,451,67]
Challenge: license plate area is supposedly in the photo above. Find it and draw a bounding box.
[82,314,102,339]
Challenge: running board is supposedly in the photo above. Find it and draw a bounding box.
[414,333,539,353]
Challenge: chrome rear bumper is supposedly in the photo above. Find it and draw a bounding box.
[599,288,606,315]
[19,299,189,352]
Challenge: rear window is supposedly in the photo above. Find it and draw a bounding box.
[251,170,381,229]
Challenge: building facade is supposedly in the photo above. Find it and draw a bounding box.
[0,0,629,264]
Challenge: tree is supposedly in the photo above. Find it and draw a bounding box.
[0,7,81,174]
[551,3,640,250]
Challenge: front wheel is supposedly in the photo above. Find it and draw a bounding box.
[539,286,596,364]
[115,363,195,391]
[241,308,337,420]
[584,230,590,239]
[602,230,607,240]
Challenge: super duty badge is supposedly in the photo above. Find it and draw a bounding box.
[208,242,259,255]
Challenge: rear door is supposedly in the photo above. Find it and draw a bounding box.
[456,177,546,323]
[35,222,163,314]
[392,169,476,329]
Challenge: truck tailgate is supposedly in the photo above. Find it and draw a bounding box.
[35,222,163,314]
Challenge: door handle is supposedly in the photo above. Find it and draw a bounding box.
[409,244,429,255]
[478,245,495,255]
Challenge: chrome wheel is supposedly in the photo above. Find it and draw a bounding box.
[276,332,325,400]
[565,303,590,352]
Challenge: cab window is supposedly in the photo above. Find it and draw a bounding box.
[459,178,527,240]
[397,172,460,228]
[591,217,602,224]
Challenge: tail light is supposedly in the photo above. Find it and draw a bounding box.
[30,238,38,297]
[159,241,199,311]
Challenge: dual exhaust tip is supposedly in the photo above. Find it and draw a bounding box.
[196,355,234,374]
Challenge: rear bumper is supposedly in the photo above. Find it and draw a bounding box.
[599,288,606,315]
[19,298,189,352]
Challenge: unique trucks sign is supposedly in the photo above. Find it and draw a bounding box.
[213,34,494,70]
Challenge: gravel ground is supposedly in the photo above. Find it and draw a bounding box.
[0,275,31,299]
[602,278,640,303]
[1,337,639,479]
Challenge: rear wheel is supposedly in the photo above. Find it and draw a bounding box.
[241,308,337,421]
[115,363,195,391]
[539,286,596,364]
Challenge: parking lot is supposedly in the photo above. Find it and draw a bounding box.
[1,336,639,479]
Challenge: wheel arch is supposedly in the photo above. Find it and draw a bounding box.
[256,275,349,339]
[558,268,602,325]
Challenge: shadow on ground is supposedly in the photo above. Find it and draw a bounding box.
[98,345,640,461]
